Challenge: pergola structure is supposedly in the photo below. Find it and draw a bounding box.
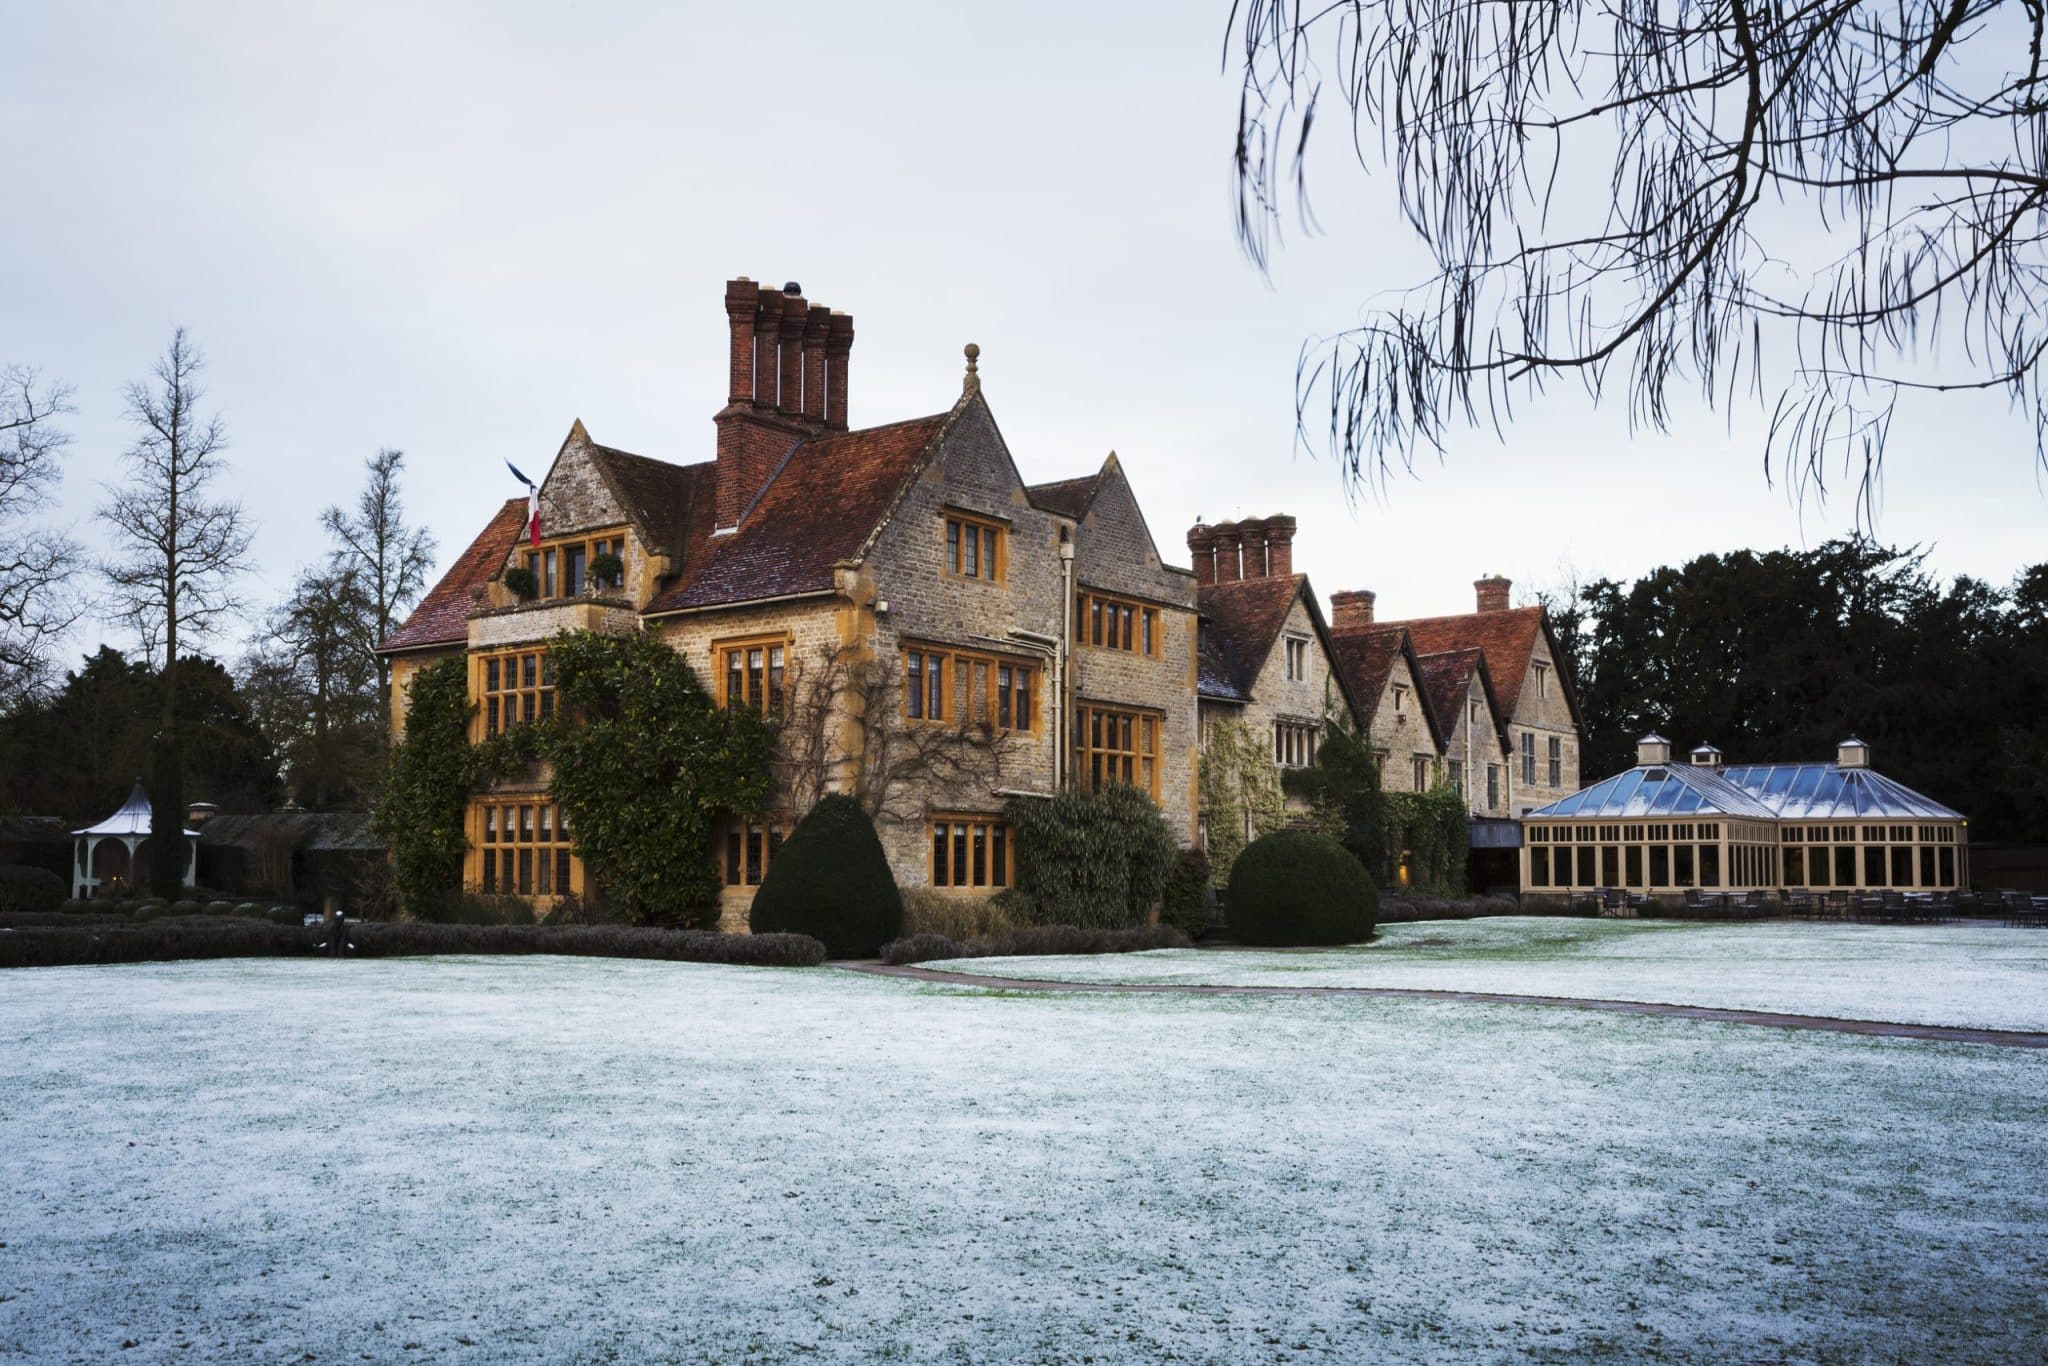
[71,780,198,900]
[1521,736,1968,895]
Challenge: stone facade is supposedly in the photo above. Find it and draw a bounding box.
[1361,646,1440,795]
[1503,628,1581,814]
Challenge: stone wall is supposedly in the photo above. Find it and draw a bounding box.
[1363,647,1440,794]
[1505,629,1581,814]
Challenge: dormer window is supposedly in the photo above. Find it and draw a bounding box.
[521,527,630,600]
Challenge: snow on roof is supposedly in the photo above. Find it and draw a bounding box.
[1527,761,1964,823]
[72,781,200,839]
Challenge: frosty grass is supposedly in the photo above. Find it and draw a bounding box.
[2,938,2044,1362]
[948,917,2048,1032]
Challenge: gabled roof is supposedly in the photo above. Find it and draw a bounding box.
[1027,471,1104,519]
[1415,648,1509,756]
[1326,624,1449,752]
[378,498,528,653]
[1197,574,1370,729]
[582,437,707,562]
[643,410,954,615]
[1377,604,1582,728]
[1197,575,1309,698]
[1525,763,1783,821]
[1721,763,1964,821]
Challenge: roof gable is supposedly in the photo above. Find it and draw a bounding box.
[378,498,528,653]
[643,408,955,615]
[1198,575,1308,697]
[1328,624,1449,752]
[1415,648,1509,755]
[1377,604,1583,730]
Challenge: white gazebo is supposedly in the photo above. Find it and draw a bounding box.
[71,780,199,900]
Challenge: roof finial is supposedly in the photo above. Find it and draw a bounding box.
[963,342,980,395]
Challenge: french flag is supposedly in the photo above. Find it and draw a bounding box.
[506,461,541,548]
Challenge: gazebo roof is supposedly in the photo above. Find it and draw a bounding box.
[72,781,200,839]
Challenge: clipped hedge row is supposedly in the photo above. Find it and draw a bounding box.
[879,922,1191,966]
[0,866,64,915]
[348,923,826,966]
[0,917,310,969]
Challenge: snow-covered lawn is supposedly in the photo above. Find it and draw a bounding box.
[947,917,2048,1031]
[2,956,2044,1362]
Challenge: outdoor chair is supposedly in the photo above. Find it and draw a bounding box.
[1683,888,1707,914]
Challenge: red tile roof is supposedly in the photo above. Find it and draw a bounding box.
[1415,647,1508,754]
[1197,575,1307,697]
[1027,471,1102,519]
[378,498,528,653]
[644,411,952,615]
[1328,624,1449,751]
[1376,605,1575,724]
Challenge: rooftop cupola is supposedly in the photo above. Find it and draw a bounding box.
[1689,743,1722,769]
[1837,736,1871,769]
[1637,733,1673,766]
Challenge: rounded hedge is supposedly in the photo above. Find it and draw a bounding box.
[0,865,65,915]
[1225,829,1378,946]
[746,795,903,958]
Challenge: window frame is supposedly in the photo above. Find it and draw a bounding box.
[942,510,1007,583]
[903,642,1039,732]
[1077,590,1163,658]
[1074,702,1164,797]
[930,812,1013,891]
[714,634,790,717]
[474,797,577,898]
[474,648,557,740]
[521,525,631,601]
[721,816,790,889]
[1283,634,1310,681]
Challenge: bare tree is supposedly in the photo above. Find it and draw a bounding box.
[320,448,435,714]
[778,643,1010,825]
[244,565,382,809]
[0,365,83,709]
[1230,1,2048,514]
[98,330,254,893]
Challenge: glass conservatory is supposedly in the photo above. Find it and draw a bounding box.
[1520,736,1967,894]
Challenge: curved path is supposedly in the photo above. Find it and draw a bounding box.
[843,961,2048,1049]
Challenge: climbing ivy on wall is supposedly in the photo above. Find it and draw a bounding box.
[999,783,1178,929]
[1198,718,1290,887]
[377,631,778,926]
[1383,781,1470,892]
[542,629,778,927]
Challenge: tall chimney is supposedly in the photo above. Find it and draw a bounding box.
[724,278,760,403]
[752,291,785,406]
[1475,575,1512,613]
[1186,523,1216,587]
[1330,590,1376,633]
[775,286,807,415]
[824,312,854,430]
[1213,523,1244,582]
[801,304,830,422]
[1264,515,1296,577]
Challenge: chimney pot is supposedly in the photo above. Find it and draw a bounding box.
[752,290,786,407]
[801,304,831,423]
[1212,522,1244,582]
[823,311,855,430]
[1186,522,1216,587]
[1475,575,1512,613]
[1330,589,1376,632]
[1264,514,1297,578]
[724,278,762,405]
[775,294,808,415]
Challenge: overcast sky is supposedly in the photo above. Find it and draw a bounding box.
[5,1,2042,670]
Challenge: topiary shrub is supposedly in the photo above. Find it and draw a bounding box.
[1225,829,1378,946]
[0,867,65,915]
[747,795,902,958]
[1159,848,1212,939]
[1000,783,1177,929]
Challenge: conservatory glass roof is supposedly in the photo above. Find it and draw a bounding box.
[1525,762,1963,823]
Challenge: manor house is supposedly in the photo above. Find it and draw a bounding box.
[378,276,1586,918]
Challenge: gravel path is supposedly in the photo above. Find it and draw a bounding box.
[844,961,2048,1048]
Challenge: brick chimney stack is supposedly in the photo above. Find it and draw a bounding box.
[1330,590,1376,633]
[1186,523,1217,586]
[1475,575,1512,613]
[824,312,854,430]
[801,304,830,423]
[1263,515,1296,577]
[1213,525,1244,582]
[717,277,851,529]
